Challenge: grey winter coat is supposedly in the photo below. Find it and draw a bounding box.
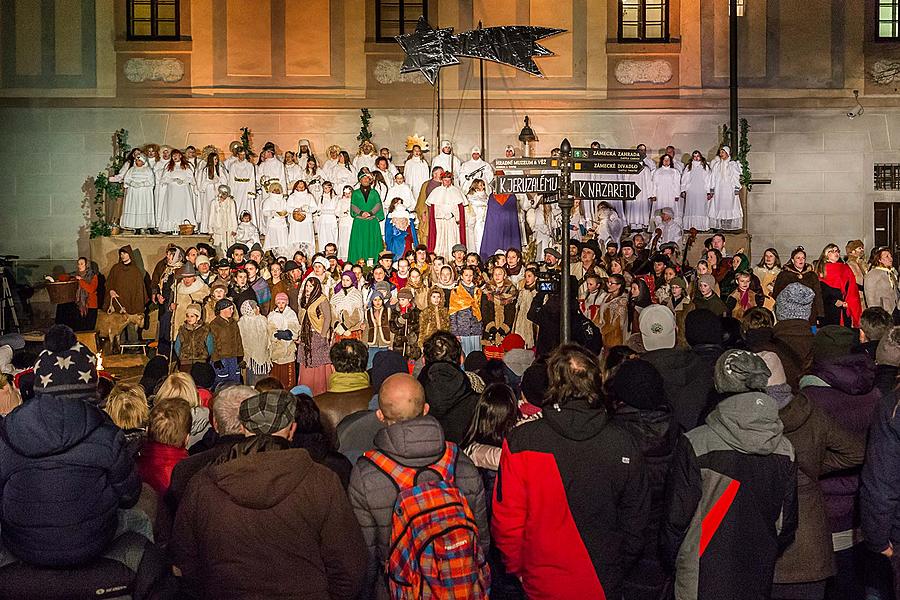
[348,415,490,599]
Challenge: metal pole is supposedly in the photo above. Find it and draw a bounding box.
[479,21,486,158]
[729,0,739,150]
[558,138,574,344]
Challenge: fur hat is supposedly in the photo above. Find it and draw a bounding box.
[33,325,98,396]
[185,304,202,319]
[714,349,771,394]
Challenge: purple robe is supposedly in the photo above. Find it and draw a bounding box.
[479,193,521,260]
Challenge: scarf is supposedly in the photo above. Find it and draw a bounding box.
[739,288,752,310]
[299,295,326,363]
[327,371,370,393]
[74,268,95,316]
[876,265,898,291]
[449,283,482,321]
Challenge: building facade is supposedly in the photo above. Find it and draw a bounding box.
[0,0,895,274]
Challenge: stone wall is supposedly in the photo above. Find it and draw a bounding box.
[0,105,885,281]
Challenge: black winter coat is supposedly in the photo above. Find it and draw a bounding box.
[643,348,716,432]
[0,394,141,567]
[418,361,479,445]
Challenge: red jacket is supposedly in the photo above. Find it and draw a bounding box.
[137,440,188,495]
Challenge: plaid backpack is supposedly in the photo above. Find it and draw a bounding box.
[364,442,491,599]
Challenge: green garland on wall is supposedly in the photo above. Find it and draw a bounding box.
[88,128,130,238]
[721,119,754,192]
[357,108,373,144]
[240,127,254,154]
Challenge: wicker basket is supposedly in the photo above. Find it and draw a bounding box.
[292,209,307,222]
[178,220,196,235]
[46,280,78,304]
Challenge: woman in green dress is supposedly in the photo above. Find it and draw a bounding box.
[347,171,385,265]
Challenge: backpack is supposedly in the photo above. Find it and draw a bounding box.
[364,442,491,599]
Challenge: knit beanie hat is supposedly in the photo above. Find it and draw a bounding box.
[877,326,900,367]
[215,298,234,314]
[639,305,677,351]
[697,273,717,292]
[609,359,667,410]
[463,350,488,373]
[756,351,787,387]
[33,325,98,395]
[185,303,202,319]
[685,309,723,346]
[520,361,549,407]
[813,325,857,362]
[370,350,408,391]
[775,282,814,321]
[669,277,688,292]
[714,349,771,394]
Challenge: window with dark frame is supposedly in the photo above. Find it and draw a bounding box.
[874,164,900,190]
[127,0,180,40]
[878,0,900,39]
[618,0,669,43]
[375,0,427,43]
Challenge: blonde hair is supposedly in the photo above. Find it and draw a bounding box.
[155,372,201,408]
[104,383,149,430]
[148,397,192,447]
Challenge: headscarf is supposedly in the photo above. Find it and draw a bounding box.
[334,270,358,294]
[74,262,96,317]
[240,299,259,317]
[299,277,324,363]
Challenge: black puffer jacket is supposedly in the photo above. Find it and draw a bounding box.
[643,348,716,432]
[418,361,479,444]
[0,393,141,567]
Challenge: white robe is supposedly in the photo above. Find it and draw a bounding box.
[317,192,340,251]
[403,156,431,198]
[650,165,682,219]
[681,162,712,231]
[653,216,684,247]
[426,185,464,260]
[257,157,286,235]
[208,197,238,255]
[327,164,357,192]
[235,221,261,247]
[458,158,494,191]
[228,160,256,223]
[625,157,655,230]
[466,191,488,253]
[196,167,227,233]
[121,164,156,229]
[709,156,743,230]
[432,151,461,178]
[353,154,377,174]
[337,195,354,260]
[286,190,318,255]
[157,165,197,232]
[262,195,290,254]
[284,163,303,191]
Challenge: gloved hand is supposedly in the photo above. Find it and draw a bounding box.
[274,329,293,341]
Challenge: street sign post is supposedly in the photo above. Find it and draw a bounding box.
[572,160,644,175]
[572,180,641,201]
[496,174,558,195]
[571,147,642,162]
[494,157,559,169]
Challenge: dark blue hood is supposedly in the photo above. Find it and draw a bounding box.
[1,393,108,458]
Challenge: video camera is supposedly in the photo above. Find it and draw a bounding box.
[536,268,560,294]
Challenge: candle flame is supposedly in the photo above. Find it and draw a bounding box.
[96,351,103,372]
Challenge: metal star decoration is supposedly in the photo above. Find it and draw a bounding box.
[395,16,566,86]
[396,17,460,85]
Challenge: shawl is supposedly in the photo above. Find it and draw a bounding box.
[449,283,482,321]
[330,287,365,333]
[484,280,518,305]
[158,248,185,296]
[238,313,273,370]
[74,268,96,316]
[299,294,329,362]
[250,277,272,306]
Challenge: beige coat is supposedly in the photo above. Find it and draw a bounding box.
[864,267,900,314]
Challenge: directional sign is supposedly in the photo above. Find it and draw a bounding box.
[494,157,559,170]
[496,174,558,195]
[573,180,641,201]
[573,160,644,175]
[572,148,643,162]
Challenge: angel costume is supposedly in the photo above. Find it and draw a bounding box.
[650,163,682,218]
[681,160,712,231]
[337,192,354,260]
[286,188,318,256]
[208,194,238,256]
[709,147,743,231]
[403,154,431,199]
[227,158,256,221]
[121,162,156,230]
[196,165,227,233]
[262,194,290,254]
[256,156,286,234]
[317,190,340,250]
[625,155,656,231]
[466,189,489,254]
[157,164,197,233]
[458,148,494,191]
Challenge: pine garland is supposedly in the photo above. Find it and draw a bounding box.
[88,128,130,238]
[240,127,254,154]
[720,120,753,191]
[357,108,373,144]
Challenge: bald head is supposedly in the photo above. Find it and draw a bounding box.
[377,373,428,425]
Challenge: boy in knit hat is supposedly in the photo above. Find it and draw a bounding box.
[174,303,211,372]
[209,299,243,385]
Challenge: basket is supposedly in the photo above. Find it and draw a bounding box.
[46,280,78,304]
[178,220,196,235]
[291,209,307,222]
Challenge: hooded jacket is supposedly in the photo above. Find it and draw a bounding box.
[418,361,479,444]
[801,353,879,537]
[171,436,366,599]
[663,392,798,600]
[492,400,650,600]
[861,390,900,554]
[348,415,489,600]
[0,394,141,567]
[643,348,716,432]
[103,245,149,314]
[774,393,864,584]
